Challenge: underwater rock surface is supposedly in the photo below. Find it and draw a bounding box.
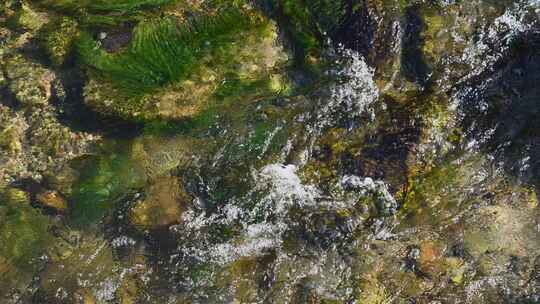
[0,0,539,303]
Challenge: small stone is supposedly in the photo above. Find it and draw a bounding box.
[36,190,67,212]
[0,70,5,88]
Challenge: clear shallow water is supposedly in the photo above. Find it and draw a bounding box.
[0,0,539,303]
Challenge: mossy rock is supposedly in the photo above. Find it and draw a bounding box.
[41,16,80,66]
[0,117,24,155]
[0,187,50,269]
[13,2,50,32]
[80,8,288,121]
[401,155,485,226]
[3,54,56,106]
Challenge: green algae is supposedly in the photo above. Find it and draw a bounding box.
[37,0,175,27]
[68,141,146,226]
[401,155,473,226]
[77,10,253,96]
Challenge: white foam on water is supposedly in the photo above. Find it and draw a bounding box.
[307,46,379,138]
[111,236,136,248]
[255,164,320,214]
[461,1,538,78]
[326,46,379,121]
[94,278,120,302]
[205,164,320,264]
[341,175,398,215]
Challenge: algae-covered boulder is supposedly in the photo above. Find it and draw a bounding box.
[81,7,288,121]
[0,102,99,182]
[130,135,195,178]
[66,135,194,227]
[0,47,99,183]
[67,142,146,226]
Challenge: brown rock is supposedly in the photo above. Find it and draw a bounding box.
[36,190,67,211]
[130,176,190,230]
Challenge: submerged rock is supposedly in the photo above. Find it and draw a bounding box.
[458,30,540,187]
[37,233,124,303]
[13,2,50,32]
[130,175,191,231]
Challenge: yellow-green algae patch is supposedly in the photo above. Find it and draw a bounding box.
[0,186,52,293]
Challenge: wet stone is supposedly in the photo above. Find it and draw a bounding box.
[4,54,55,106]
[130,176,191,231]
[36,189,67,212]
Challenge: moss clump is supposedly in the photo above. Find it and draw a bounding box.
[0,121,23,154]
[78,11,252,95]
[80,8,288,121]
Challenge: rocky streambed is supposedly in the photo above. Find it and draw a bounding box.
[1,0,539,303]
